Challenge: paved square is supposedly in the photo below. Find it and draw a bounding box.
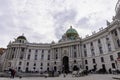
[0,74,119,80]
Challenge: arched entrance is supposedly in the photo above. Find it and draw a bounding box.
[73,65,79,71]
[62,56,69,73]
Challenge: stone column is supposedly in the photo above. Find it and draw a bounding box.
[116,28,120,40]
[109,32,116,50]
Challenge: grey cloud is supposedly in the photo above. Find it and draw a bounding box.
[53,9,77,39]
[76,17,90,29]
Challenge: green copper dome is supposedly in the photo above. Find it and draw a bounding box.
[66,26,78,34]
[66,26,79,40]
[17,35,26,40]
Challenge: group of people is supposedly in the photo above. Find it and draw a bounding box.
[9,68,16,78]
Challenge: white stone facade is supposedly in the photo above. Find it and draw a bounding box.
[2,0,120,73]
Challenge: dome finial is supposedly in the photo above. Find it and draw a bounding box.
[70,26,72,28]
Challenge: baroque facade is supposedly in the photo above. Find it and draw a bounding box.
[2,0,120,73]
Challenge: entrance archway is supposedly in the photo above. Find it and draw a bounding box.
[62,56,69,73]
[73,65,79,71]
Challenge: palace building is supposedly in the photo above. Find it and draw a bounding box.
[2,0,120,73]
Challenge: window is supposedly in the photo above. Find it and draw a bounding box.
[47,67,49,71]
[90,42,93,46]
[102,64,106,69]
[74,60,76,63]
[110,55,114,61]
[48,50,50,53]
[91,49,95,56]
[47,63,49,66]
[34,63,36,66]
[85,60,88,64]
[93,59,96,63]
[106,37,109,41]
[26,62,29,66]
[40,67,43,69]
[42,50,44,53]
[91,52,95,56]
[41,63,43,66]
[18,67,21,71]
[20,54,24,60]
[83,44,86,48]
[74,52,77,58]
[73,45,76,49]
[27,54,30,60]
[21,48,25,52]
[101,57,104,62]
[29,49,31,53]
[35,50,38,53]
[33,67,36,70]
[114,30,117,36]
[108,43,111,51]
[56,49,58,52]
[19,62,22,65]
[41,54,44,60]
[99,47,103,54]
[84,50,87,57]
[56,54,58,59]
[54,61,56,64]
[34,54,37,60]
[118,52,120,58]
[98,39,101,43]
[48,55,50,60]
[86,66,88,70]
[112,63,116,68]
[117,39,120,47]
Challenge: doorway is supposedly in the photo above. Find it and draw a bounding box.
[62,56,69,73]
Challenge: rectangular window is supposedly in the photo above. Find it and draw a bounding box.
[48,55,50,60]
[41,63,43,66]
[112,63,116,68]
[35,50,38,53]
[41,54,44,60]
[106,37,109,41]
[73,45,76,49]
[84,50,87,57]
[34,63,36,66]
[29,49,31,52]
[93,59,96,63]
[90,42,93,46]
[86,66,88,70]
[114,30,117,36]
[21,48,25,52]
[101,57,104,62]
[74,52,77,58]
[98,39,101,43]
[110,55,114,61]
[27,54,30,60]
[34,55,37,60]
[99,47,103,54]
[118,52,120,58]
[26,62,29,66]
[48,50,50,53]
[56,49,58,52]
[83,44,86,48]
[19,62,22,65]
[117,39,120,47]
[108,43,111,51]
[56,54,58,59]
[85,60,88,64]
[42,50,44,53]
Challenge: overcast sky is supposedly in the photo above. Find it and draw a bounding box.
[0,0,118,48]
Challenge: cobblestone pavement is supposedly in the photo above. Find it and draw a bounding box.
[0,74,119,80]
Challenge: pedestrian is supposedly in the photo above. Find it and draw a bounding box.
[9,68,16,78]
